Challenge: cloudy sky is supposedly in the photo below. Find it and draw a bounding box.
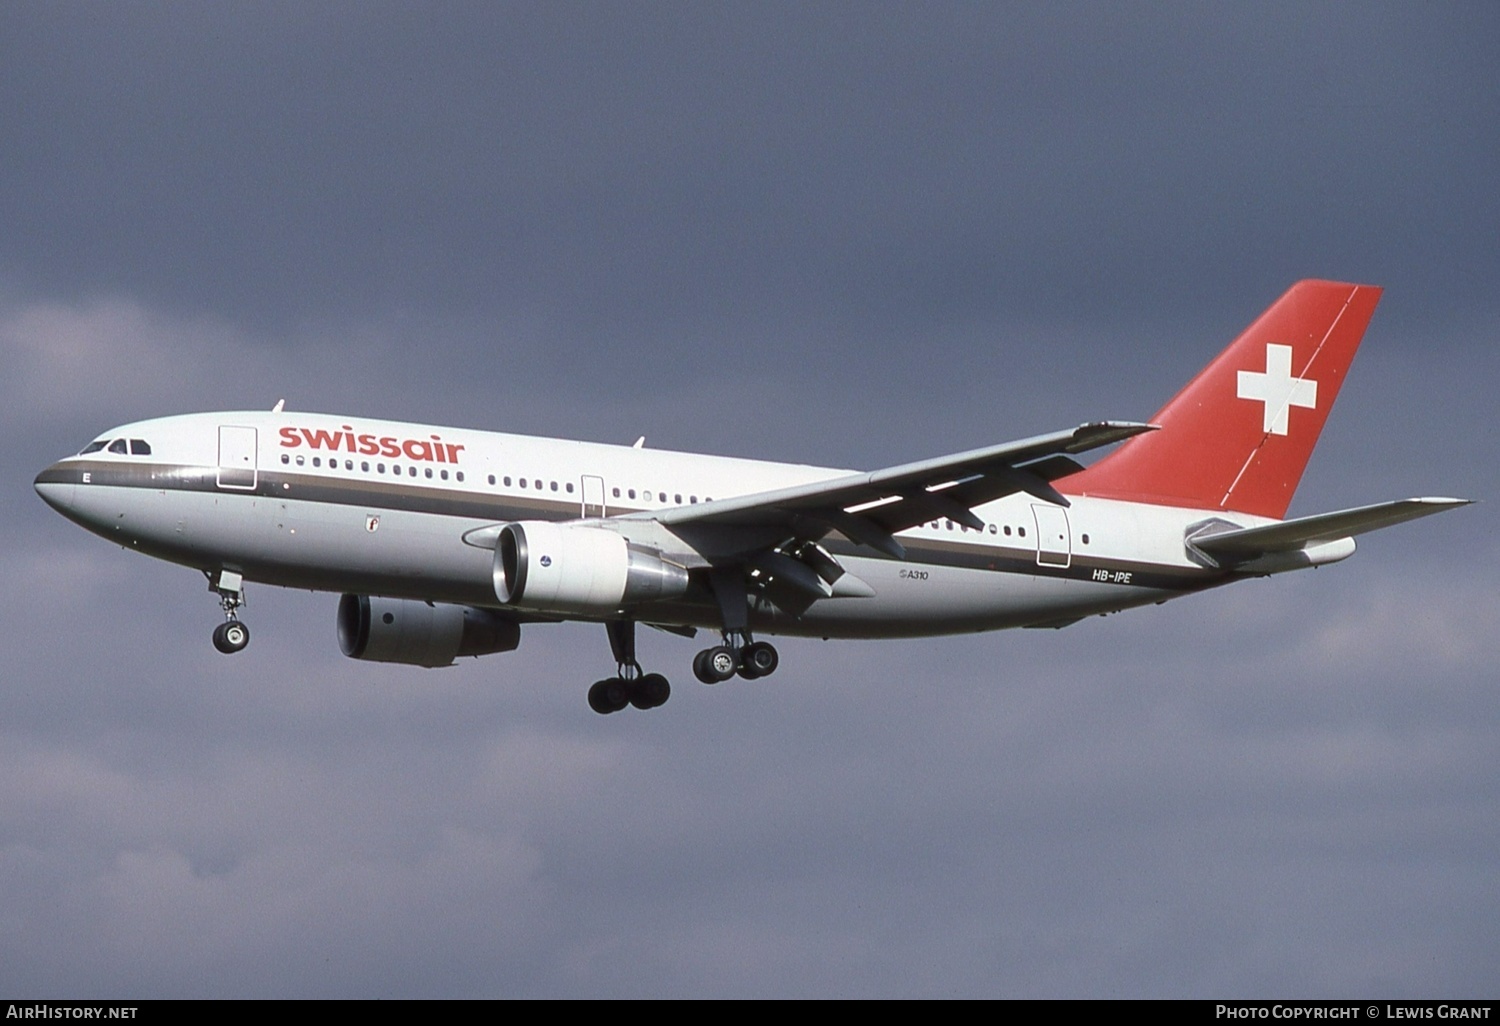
[3,2,1496,998]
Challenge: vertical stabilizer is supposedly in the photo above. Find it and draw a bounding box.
[1060,280,1382,520]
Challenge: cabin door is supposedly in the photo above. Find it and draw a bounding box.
[1032,504,1071,568]
[581,475,606,518]
[217,426,258,491]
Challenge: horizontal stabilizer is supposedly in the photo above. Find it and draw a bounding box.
[1192,497,1470,565]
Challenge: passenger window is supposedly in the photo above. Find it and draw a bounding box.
[362,462,370,472]
[108,439,128,454]
[296,455,305,466]
[425,468,433,479]
[612,487,621,498]
[313,457,321,467]
[409,467,417,477]
[565,482,574,493]
[488,475,496,485]
[628,489,636,499]
[550,481,557,492]
[456,472,464,482]
[440,470,448,480]
[281,454,290,464]
[377,464,386,474]
[675,494,682,504]
[519,478,527,488]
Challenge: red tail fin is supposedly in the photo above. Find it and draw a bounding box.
[1060,280,1383,520]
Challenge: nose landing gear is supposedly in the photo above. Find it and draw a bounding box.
[207,569,250,655]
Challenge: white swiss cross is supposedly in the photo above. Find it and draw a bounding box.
[1237,343,1317,435]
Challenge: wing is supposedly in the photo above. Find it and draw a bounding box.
[621,421,1155,559]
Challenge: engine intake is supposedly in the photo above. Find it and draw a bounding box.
[493,520,689,615]
[337,594,520,667]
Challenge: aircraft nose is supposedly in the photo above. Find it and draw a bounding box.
[34,462,76,514]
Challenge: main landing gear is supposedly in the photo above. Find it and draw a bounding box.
[584,623,782,714]
[208,569,250,655]
[585,564,786,708]
[690,569,779,684]
[692,633,779,684]
[585,575,779,714]
[587,620,671,715]
[586,672,670,715]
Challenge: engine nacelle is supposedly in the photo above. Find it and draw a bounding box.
[337,594,521,668]
[493,520,690,615]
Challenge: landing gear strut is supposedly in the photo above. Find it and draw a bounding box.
[585,569,785,712]
[692,569,779,684]
[208,569,250,655]
[587,620,670,715]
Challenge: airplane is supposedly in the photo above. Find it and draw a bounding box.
[34,280,1468,714]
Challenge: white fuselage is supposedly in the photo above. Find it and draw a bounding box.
[35,411,1258,639]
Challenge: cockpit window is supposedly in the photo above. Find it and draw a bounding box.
[82,437,152,455]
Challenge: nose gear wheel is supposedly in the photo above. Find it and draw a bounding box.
[212,619,250,654]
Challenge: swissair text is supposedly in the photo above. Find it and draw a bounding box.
[279,425,464,464]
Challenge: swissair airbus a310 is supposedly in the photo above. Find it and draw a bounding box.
[35,281,1468,714]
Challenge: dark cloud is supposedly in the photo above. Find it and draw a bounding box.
[2,2,1495,997]
[7,4,1497,330]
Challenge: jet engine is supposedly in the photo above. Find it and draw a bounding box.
[493,520,690,615]
[337,594,521,668]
